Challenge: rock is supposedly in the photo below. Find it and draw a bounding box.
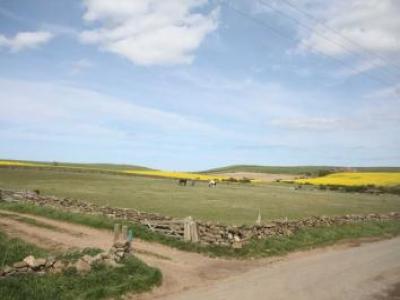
[23,256,46,269]
[31,258,47,270]
[3,266,15,276]
[51,260,65,274]
[113,241,128,248]
[74,259,91,273]
[23,255,36,267]
[103,259,122,268]
[16,267,29,273]
[100,253,110,259]
[13,261,28,268]
[45,257,56,268]
[92,253,104,263]
[115,251,125,258]
[232,242,243,249]
[81,255,95,265]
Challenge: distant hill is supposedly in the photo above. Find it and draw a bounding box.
[202,165,400,175]
[51,162,153,171]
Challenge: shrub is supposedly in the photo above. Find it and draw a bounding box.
[316,169,334,177]
[239,177,252,183]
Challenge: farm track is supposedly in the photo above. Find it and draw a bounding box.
[0,210,399,299]
[0,210,262,299]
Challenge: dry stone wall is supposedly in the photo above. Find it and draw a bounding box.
[1,189,399,248]
[0,241,131,279]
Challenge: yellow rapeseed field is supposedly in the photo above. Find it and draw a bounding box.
[295,172,400,187]
[123,170,227,181]
[0,160,226,181]
[0,161,47,167]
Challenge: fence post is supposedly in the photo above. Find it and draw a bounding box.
[121,225,128,241]
[256,208,262,225]
[184,216,192,241]
[184,216,199,242]
[113,223,121,242]
[190,220,199,242]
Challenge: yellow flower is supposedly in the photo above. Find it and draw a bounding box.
[295,172,400,187]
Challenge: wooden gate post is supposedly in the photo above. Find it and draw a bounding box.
[256,208,262,225]
[113,223,121,242]
[184,216,199,242]
[190,220,199,242]
[184,216,192,241]
[122,225,128,241]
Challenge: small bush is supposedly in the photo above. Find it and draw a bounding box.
[328,185,340,191]
[223,177,238,182]
[316,169,334,177]
[239,177,252,183]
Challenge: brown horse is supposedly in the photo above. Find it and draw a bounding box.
[178,179,188,186]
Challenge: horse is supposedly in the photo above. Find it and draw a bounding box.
[208,180,217,188]
[178,179,188,186]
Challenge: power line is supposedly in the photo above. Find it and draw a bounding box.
[220,1,397,87]
[257,0,399,85]
[277,0,400,76]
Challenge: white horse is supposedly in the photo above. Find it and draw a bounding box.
[208,180,217,188]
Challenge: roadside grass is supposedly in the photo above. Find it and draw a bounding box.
[1,201,399,259]
[0,231,48,266]
[223,220,400,258]
[1,168,400,224]
[0,229,161,300]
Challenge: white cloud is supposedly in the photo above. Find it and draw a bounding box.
[0,78,221,143]
[295,0,400,66]
[0,31,53,52]
[254,0,400,76]
[79,0,219,65]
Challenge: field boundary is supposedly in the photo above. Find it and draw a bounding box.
[1,188,399,249]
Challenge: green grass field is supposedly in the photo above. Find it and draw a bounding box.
[1,168,400,224]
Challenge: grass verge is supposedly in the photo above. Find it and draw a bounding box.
[0,231,48,266]
[0,229,161,300]
[1,201,399,259]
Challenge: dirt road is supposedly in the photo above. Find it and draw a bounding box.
[0,209,399,300]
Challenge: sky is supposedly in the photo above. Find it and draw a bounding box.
[0,0,399,171]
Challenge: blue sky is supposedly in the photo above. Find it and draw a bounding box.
[0,0,399,170]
